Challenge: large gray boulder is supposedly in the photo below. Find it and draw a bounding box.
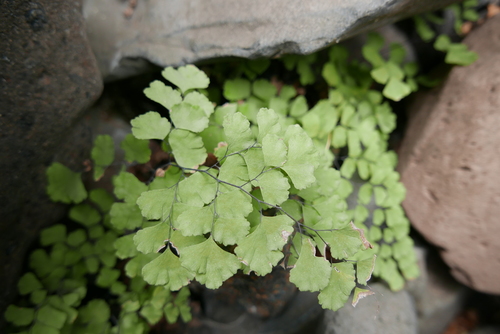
[83,0,461,81]
[0,0,102,326]
[398,15,500,294]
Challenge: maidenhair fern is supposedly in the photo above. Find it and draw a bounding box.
[5,9,480,331]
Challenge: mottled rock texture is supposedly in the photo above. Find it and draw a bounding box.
[398,15,500,294]
[0,0,102,326]
[83,0,462,81]
[317,283,418,334]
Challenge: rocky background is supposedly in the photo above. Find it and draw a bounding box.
[1,0,500,333]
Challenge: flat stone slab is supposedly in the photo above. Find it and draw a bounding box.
[83,0,460,80]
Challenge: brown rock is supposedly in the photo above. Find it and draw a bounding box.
[0,0,102,326]
[398,16,500,294]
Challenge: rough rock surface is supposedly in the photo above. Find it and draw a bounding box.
[398,15,500,294]
[82,0,461,81]
[406,244,471,334]
[316,283,418,334]
[0,0,102,325]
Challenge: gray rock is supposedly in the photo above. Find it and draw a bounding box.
[398,15,500,294]
[0,0,102,328]
[406,244,470,334]
[316,283,418,334]
[82,0,462,81]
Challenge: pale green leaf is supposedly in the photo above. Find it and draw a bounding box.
[322,62,341,86]
[114,234,139,259]
[368,226,383,242]
[280,85,296,101]
[434,34,451,52]
[340,158,356,178]
[445,44,478,66]
[91,135,114,180]
[162,65,209,94]
[262,134,287,166]
[169,229,206,251]
[375,104,396,134]
[314,221,364,259]
[180,237,241,289]
[384,227,395,243]
[177,170,218,206]
[142,249,194,290]
[69,204,101,226]
[223,78,251,101]
[170,102,209,133]
[281,125,318,189]
[125,253,157,278]
[218,154,250,189]
[299,111,319,139]
[383,77,411,101]
[46,163,87,204]
[243,148,265,183]
[235,215,293,275]
[289,95,308,117]
[169,129,207,168]
[318,262,356,311]
[253,79,277,101]
[289,238,331,291]
[216,188,253,218]
[109,202,143,230]
[213,214,250,246]
[340,104,355,126]
[269,96,288,115]
[373,208,385,225]
[131,111,172,140]
[413,15,435,42]
[176,205,213,236]
[256,169,290,206]
[133,221,171,254]
[113,171,148,203]
[136,188,176,221]
[121,133,151,163]
[183,91,214,117]
[374,186,387,206]
[222,112,255,153]
[371,66,389,84]
[256,107,283,142]
[332,125,347,148]
[143,80,182,110]
[352,287,375,307]
[379,258,405,291]
[354,204,369,224]
[357,183,373,205]
[357,254,376,285]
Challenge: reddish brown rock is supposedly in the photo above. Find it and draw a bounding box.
[398,16,500,294]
